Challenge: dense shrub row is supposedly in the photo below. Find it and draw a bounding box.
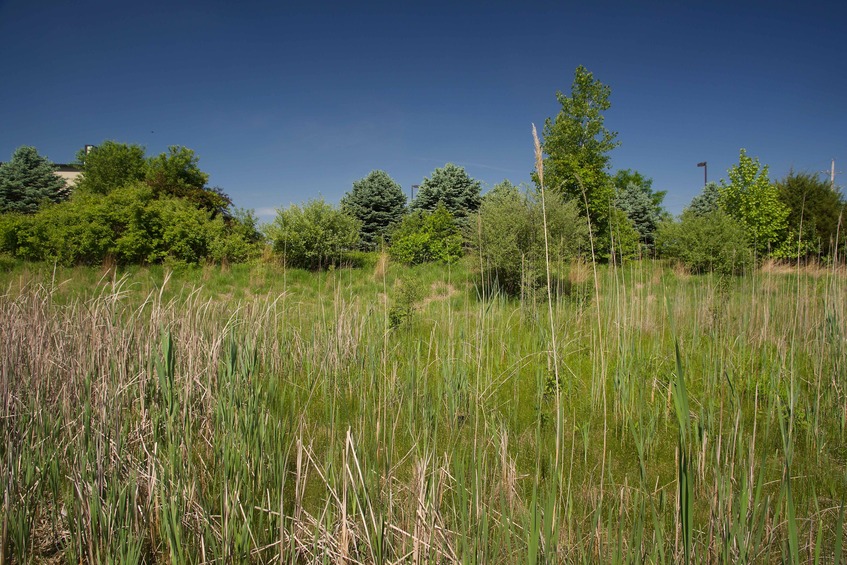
[2,83,844,281]
[0,144,261,266]
[0,183,260,266]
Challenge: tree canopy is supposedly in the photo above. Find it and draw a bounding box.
[775,171,845,257]
[75,141,147,195]
[540,66,619,242]
[146,146,230,216]
[341,170,407,249]
[0,146,68,214]
[686,182,721,217]
[613,169,667,249]
[719,149,788,256]
[76,142,231,217]
[411,163,481,221]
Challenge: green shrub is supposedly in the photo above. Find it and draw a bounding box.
[656,209,753,274]
[10,193,113,264]
[601,207,642,262]
[466,182,588,295]
[388,277,425,329]
[0,253,16,272]
[389,204,462,265]
[266,199,361,270]
[0,183,261,266]
[208,209,264,264]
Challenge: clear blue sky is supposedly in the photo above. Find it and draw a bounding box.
[2,0,845,219]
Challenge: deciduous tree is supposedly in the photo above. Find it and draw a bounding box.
[75,141,147,195]
[540,66,619,245]
[775,171,845,258]
[719,149,788,255]
[146,146,231,216]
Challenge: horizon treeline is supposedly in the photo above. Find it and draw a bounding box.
[1,66,844,283]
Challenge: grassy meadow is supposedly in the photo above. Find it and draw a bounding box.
[1,256,846,563]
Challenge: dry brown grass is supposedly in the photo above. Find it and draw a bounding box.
[671,260,690,280]
[759,257,846,277]
[2,259,845,563]
[421,281,458,307]
[568,257,591,286]
[373,251,389,280]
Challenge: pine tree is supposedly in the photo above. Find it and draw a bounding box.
[613,170,668,248]
[341,170,407,249]
[411,163,481,221]
[686,182,721,216]
[0,146,68,214]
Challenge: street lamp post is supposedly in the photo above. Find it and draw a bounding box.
[697,161,707,186]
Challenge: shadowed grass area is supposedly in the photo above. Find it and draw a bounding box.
[1,257,845,563]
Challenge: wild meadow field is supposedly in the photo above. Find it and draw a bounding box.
[1,256,846,563]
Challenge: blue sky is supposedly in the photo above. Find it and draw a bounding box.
[1,0,845,219]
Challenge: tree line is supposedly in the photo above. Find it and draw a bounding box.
[0,142,261,265]
[1,66,844,283]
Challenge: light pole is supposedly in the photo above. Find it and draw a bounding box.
[411,184,419,202]
[697,161,707,186]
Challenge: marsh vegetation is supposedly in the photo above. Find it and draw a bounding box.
[2,257,845,563]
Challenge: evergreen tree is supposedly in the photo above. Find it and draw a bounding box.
[0,146,68,214]
[686,182,721,216]
[411,163,481,221]
[341,170,407,249]
[613,170,668,248]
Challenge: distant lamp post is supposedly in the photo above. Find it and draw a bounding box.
[697,161,707,186]
[411,184,419,202]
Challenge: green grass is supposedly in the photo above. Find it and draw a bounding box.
[0,257,845,563]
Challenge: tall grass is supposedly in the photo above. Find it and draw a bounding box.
[0,254,845,563]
